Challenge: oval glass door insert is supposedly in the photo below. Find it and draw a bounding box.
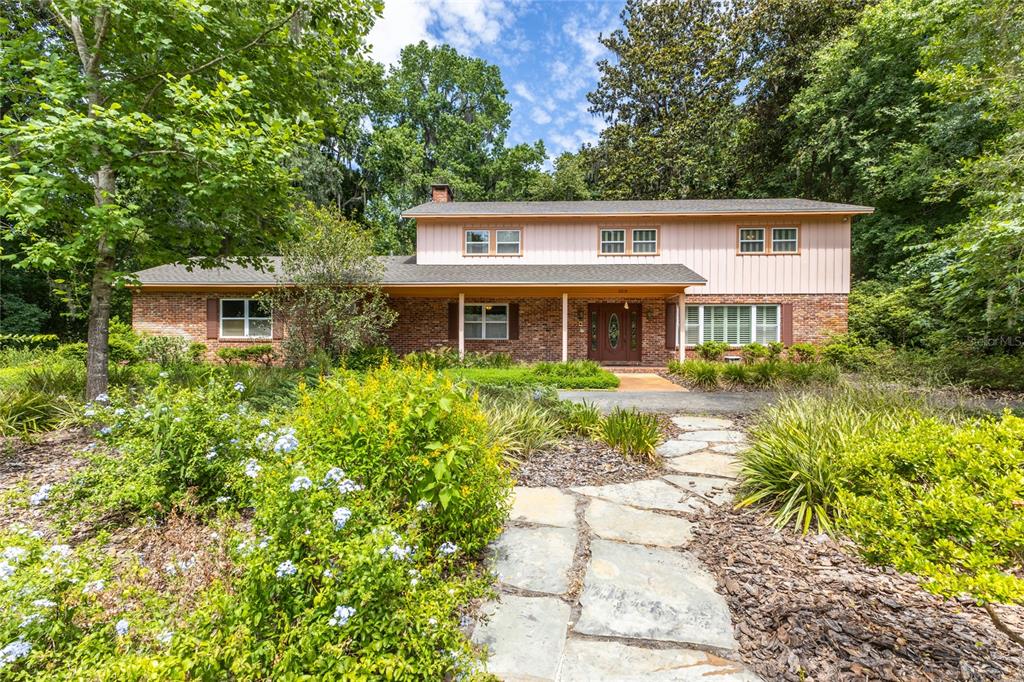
[608,312,620,349]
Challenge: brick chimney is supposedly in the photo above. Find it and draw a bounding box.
[431,183,454,203]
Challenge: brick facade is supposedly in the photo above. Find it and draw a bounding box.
[131,290,284,361]
[134,290,846,366]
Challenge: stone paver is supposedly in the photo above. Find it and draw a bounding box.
[585,498,693,547]
[572,479,707,514]
[711,442,747,455]
[677,429,747,444]
[574,539,739,650]
[510,487,577,528]
[472,594,570,681]
[557,639,762,681]
[655,439,707,457]
[491,526,576,594]
[665,452,741,478]
[671,415,734,430]
[663,473,735,506]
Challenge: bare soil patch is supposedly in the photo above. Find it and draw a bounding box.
[514,436,659,488]
[693,506,1024,681]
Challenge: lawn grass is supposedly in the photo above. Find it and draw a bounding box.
[447,362,619,390]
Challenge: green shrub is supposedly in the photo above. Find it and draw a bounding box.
[553,400,602,436]
[694,341,730,361]
[787,342,818,363]
[674,359,722,389]
[766,341,784,360]
[341,344,396,371]
[740,343,769,364]
[448,367,537,388]
[216,344,277,366]
[738,386,939,533]
[0,387,76,435]
[484,398,563,457]
[820,336,877,371]
[721,361,751,385]
[599,408,661,463]
[463,351,515,368]
[531,360,619,389]
[0,333,59,350]
[137,335,205,365]
[403,346,460,370]
[55,335,141,365]
[779,360,818,385]
[749,360,780,387]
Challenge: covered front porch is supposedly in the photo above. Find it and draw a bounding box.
[382,285,698,366]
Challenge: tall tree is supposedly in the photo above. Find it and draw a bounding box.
[588,0,744,199]
[0,0,379,398]
[362,42,545,252]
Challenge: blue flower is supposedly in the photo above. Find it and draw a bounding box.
[99,426,112,436]
[332,507,352,530]
[275,560,297,578]
[273,428,299,453]
[0,639,31,667]
[156,630,173,645]
[415,499,431,512]
[0,562,15,582]
[438,542,458,556]
[29,484,52,507]
[233,381,245,392]
[115,619,130,636]
[323,467,346,484]
[328,605,355,627]
[289,476,312,492]
[337,478,363,495]
[244,459,261,478]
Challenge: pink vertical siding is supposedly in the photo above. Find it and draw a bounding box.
[415,216,852,294]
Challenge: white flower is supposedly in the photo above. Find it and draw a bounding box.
[289,476,312,493]
[45,545,71,561]
[381,544,413,561]
[83,579,105,594]
[95,393,109,403]
[215,496,230,504]
[19,613,43,628]
[438,542,458,556]
[158,371,169,378]
[32,599,56,609]
[332,507,352,531]
[328,605,355,627]
[2,547,26,562]
[415,499,431,512]
[259,418,271,427]
[84,408,96,418]
[217,413,230,422]
[205,448,217,460]
[257,536,271,549]
[323,567,334,578]
[428,617,438,626]
[99,426,112,435]
[156,630,173,645]
[30,485,52,506]
[115,619,130,636]
[244,459,261,478]
[275,560,297,578]
[233,381,245,392]
[0,639,31,667]
[113,408,125,417]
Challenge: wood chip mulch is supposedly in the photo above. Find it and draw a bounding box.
[514,436,659,488]
[692,506,1024,681]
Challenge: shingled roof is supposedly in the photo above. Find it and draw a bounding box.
[402,198,874,219]
[133,256,706,287]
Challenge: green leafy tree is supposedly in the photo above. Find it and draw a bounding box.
[588,0,744,199]
[528,151,597,201]
[0,0,379,399]
[259,203,397,366]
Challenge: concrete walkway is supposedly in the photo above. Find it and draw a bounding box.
[612,372,687,393]
[559,389,775,414]
[472,416,761,681]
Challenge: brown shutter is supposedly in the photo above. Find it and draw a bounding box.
[508,303,520,340]
[665,302,677,350]
[448,301,459,343]
[206,299,219,339]
[780,303,794,345]
[272,309,284,340]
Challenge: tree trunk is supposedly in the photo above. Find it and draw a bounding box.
[85,164,116,401]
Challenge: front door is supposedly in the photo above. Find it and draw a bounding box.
[588,303,642,363]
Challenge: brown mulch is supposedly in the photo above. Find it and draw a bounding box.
[692,506,1024,681]
[514,436,659,488]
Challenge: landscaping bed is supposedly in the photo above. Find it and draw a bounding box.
[514,436,659,488]
[693,506,1024,681]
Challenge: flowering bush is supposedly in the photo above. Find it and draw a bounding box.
[57,378,266,524]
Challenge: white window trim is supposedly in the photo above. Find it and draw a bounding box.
[600,229,626,254]
[495,229,521,255]
[681,304,780,347]
[464,302,510,340]
[220,299,272,339]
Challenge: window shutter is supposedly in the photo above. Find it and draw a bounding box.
[272,310,284,340]
[206,299,219,339]
[664,302,677,350]
[508,303,520,340]
[781,303,794,345]
[448,301,459,343]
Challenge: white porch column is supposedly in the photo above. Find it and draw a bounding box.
[458,293,465,359]
[678,291,685,362]
[561,293,568,362]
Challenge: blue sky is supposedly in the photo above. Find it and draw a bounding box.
[365,0,625,163]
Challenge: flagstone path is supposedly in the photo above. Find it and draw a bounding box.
[471,415,762,681]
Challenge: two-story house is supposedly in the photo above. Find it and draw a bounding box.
[132,185,872,365]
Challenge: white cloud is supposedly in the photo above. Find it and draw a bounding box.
[530,107,552,125]
[365,0,435,65]
[512,82,536,103]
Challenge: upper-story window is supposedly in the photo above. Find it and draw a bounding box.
[221,299,271,338]
[464,228,521,256]
[738,225,799,254]
[599,227,659,255]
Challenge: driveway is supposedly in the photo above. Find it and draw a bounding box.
[558,390,776,414]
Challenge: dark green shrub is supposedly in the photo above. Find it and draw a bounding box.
[463,351,515,368]
[678,359,722,389]
[22,360,86,397]
[137,335,204,365]
[531,360,619,389]
[56,337,140,365]
[749,360,780,387]
[0,333,59,349]
[448,367,537,388]
[342,344,396,371]
[0,387,76,435]
[821,337,877,371]
[216,344,277,366]
[740,343,769,364]
[780,360,818,385]
[553,399,602,436]
[787,342,818,363]
[403,346,460,370]
[694,341,730,361]
[722,361,751,385]
[766,341,785,360]
[599,408,661,463]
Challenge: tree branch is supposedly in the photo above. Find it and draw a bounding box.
[983,602,1024,648]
